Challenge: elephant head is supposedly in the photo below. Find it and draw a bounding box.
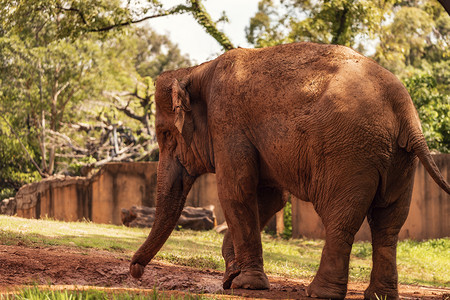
[129,68,214,278]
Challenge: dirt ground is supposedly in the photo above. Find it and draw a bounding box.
[0,244,449,299]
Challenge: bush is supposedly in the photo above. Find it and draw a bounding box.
[403,73,450,153]
[282,198,292,239]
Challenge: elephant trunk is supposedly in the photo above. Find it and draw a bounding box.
[130,158,194,278]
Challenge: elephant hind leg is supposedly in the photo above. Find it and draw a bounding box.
[364,166,415,300]
[222,186,286,289]
[307,176,379,299]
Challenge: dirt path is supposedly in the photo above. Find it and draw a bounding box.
[0,245,448,299]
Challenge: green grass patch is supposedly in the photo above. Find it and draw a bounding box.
[1,215,449,287]
[0,286,216,300]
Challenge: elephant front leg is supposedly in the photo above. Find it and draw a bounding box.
[215,143,269,290]
[218,183,270,290]
[222,230,241,289]
[222,187,285,289]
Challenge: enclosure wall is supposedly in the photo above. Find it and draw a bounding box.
[14,155,450,240]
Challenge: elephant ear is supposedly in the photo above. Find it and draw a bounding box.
[171,78,194,146]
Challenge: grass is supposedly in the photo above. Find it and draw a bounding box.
[0,215,449,288]
[0,286,217,300]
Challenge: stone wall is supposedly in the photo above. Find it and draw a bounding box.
[291,154,450,240]
[15,176,89,221]
[14,162,223,225]
[12,154,450,240]
[89,163,157,224]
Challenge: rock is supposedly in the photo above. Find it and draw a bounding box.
[214,222,228,234]
[0,197,16,216]
[121,205,216,231]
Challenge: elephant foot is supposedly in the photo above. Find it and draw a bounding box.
[364,285,399,300]
[306,277,347,299]
[130,263,145,278]
[223,261,241,289]
[229,269,270,290]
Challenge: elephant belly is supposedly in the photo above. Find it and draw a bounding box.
[256,139,312,203]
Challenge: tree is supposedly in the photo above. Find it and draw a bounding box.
[374,0,450,152]
[246,0,396,50]
[375,1,449,74]
[0,0,233,51]
[0,120,41,199]
[133,28,192,79]
[0,2,194,196]
[403,74,450,152]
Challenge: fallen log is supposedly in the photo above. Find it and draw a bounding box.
[121,205,216,231]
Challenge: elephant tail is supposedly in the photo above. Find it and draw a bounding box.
[398,120,450,195]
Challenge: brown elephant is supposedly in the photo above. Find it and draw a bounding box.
[129,42,450,299]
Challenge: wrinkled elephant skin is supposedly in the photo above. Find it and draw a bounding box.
[130,42,450,300]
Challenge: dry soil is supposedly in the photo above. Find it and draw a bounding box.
[0,244,449,299]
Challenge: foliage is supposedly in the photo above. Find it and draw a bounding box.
[0,2,198,194]
[185,0,234,51]
[403,73,450,152]
[373,0,450,152]
[246,0,396,49]
[0,120,41,199]
[0,0,132,40]
[0,0,236,195]
[374,0,449,74]
[0,0,233,52]
[1,215,449,287]
[0,24,141,177]
[282,199,292,239]
[134,28,192,79]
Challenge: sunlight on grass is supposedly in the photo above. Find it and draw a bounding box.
[0,216,147,255]
[262,237,322,279]
[1,215,449,287]
[157,230,224,270]
[0,285,218,300]
[396,239,450,286]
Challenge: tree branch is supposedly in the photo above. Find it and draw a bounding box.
[56,6,88,24]
[93,143,137,167]
[65,1,235,51]
[331,5,349,45]
[89,12,173,32]
[107,92,146,123]
[46,129,89,154]
[437,0,450,15]
[54,81,70,100]
[66,122,112,132]
[188,0,235,51]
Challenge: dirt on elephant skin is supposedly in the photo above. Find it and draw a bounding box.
[0,244,448,299]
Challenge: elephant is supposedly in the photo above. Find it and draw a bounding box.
[129,42,450,299]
